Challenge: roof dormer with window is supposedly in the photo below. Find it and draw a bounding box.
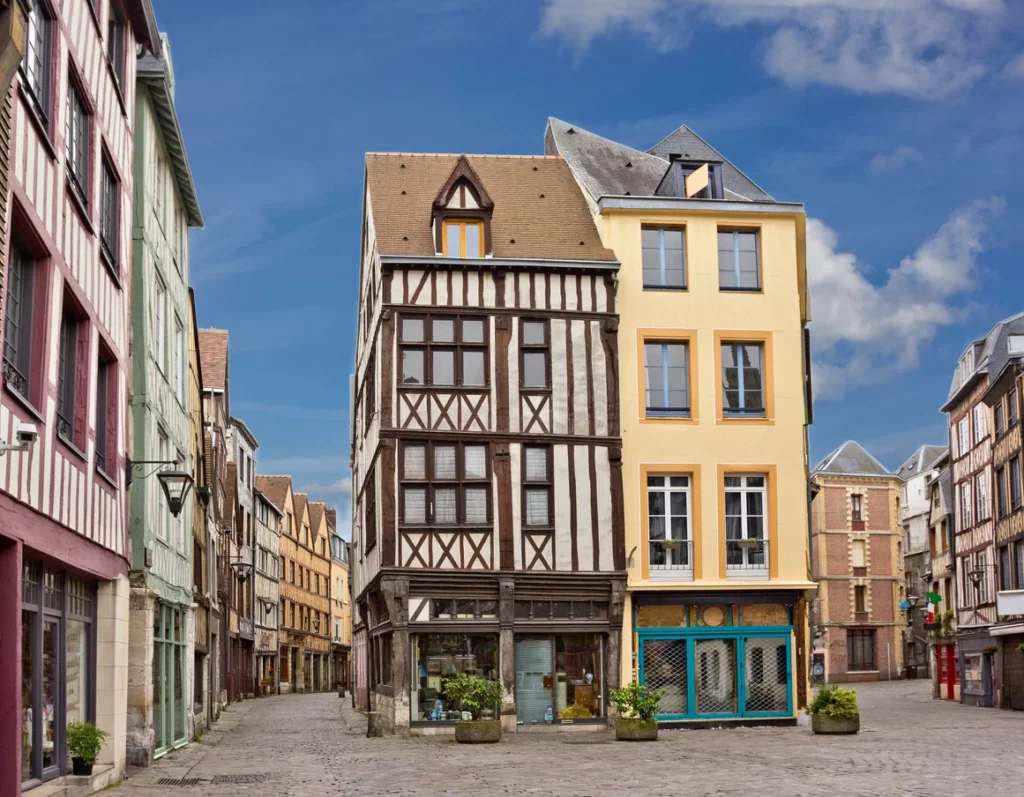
[432,155,494,258]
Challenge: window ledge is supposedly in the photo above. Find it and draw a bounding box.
[66,176,95,234]
[642,285,688,292]
[99,245,123,289]
[96,465,118,489]
[19,88,57,161]
[726,569,770,581]
[56,431,88,463]
[3,384,45,423]
[719,287,763,294]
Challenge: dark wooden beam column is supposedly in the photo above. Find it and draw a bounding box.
[499,579,516,728]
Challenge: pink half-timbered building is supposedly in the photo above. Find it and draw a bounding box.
[0,1,158,792]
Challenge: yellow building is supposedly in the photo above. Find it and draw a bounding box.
[326,508,351,690]
[548,119,816,722]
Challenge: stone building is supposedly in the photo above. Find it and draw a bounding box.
[227,417,258,699]
[254,485,282,693]
[301,497,332,690]
[329,508,351,690]
[811,441,905,682]
[926,462,958,701]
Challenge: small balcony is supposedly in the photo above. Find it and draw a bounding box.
[726,538,769,580]
[649,539,693,581]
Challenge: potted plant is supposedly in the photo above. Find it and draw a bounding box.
[261,676,274,696]
[442,673,504,743]
[809,685,860,734]
[609,681,662,741]
[66,722,107,776]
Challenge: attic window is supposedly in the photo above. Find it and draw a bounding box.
[443,220,483,258]
[657,158,725,199]
[432,155,494,257]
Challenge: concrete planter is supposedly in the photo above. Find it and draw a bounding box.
[615,718,659,741]
[454,720,502,743]
[811,713,860,734]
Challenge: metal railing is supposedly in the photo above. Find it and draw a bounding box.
[2,357,28,397]
[649,539,693,571]
[725,538,769,575]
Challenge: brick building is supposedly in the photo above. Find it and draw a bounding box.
[811,441,905,682]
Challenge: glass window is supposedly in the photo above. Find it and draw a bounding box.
[401,441,489,526]
[1011,457,1022,511]
[95,356,113,476]
[1000,545,1012,592]
[851,494,863,522]
[402,317,425,342]
[847,629,875,671]
[647,475,690,570]
[401,348,424,384]
[995,401,1005,436]
[721,342,765,416]
[412,635,499,722]
[524,446,551,527]
[101,159,119,269]
[973,404,987,445]
[108,2,126,89]
[724,475,767,571]
[66,79,90,206]
[1010,387,1019,427]
[23,0,52,125]
[400,314,487,387]
[644,342,689,417]
[718,230,760,290]
[56,310,79,445]
[462,318,485,343]
[3,244,35,399]
[554,635,603,719]
[642,227,686,289]
[854,586,867,613]
[521,320,549,389]
[442,220,484,258]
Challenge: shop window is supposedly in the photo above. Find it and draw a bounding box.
[963,654,983,692]
[847,629,876,671]
[412,634,498,722]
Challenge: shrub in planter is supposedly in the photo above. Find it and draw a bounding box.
[809,685,860,735]
[609,681,662,741]
[67,722,108,776]
[442,673,504,743]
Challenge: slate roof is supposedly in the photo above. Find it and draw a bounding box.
[812,441,893,477]
[936,465,953,514]
[364,153,616,262]
[255,475,291,510]
[896,445,948,481]
[943,311,1024,411]
[198,329,228,390]
[545,117,774,204]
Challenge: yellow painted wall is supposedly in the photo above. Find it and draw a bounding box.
[598,207,814,687]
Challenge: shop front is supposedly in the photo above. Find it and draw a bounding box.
[633,593,797,723]
[934,641,960,701]
[958,629,995,707]
[1000,633,1024,711]
[513,634,604,724]
[152,602,189,756]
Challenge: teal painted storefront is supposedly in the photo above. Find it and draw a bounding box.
[636,602,795,722]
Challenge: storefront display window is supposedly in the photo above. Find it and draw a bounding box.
[411,635,498,722]
[154,603,188,755]
[963,654,983,692]
[515,635,605,724]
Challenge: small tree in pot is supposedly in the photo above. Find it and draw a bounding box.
[66,722,108,775]
[442,673,505,743]
[809,685,860,734]
[609,681,662,741]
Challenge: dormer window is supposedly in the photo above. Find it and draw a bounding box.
[443,219,483,258]
[656,158,725,199]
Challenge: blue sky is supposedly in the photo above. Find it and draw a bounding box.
[154,0,1024,533]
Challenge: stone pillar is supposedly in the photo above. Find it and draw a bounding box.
[382,576,410,735]
[606,579,626,723]
[96,577,130,775]
[126,586,156,767]
[0,538,22,797]
[498,579,516,731]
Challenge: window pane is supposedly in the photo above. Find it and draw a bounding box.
[404,444,426,480]
[525,488,550,526]
[464,445,487,479]
[462,350,485,386]
[432,318,455,343]
[648,490,665,517]
[464,487,488,524]
[522,321,546,346]
[21,611,33,781]
[462,318,485,343]
[523,352,547,388]
[434,487,457,524]
[402,318,424,342]
[525,447,548,481]
[432,350,455,385]
[42,619,57,769]
[647,475,666,488]
[664,245,685,287]
[642,228,662,286]
[434,445,457,480]
[446,223,461,256]
[465,223,481,257]
[66,619,89,725]
[404,487,427,524]
[739,249,760,288]
[669,491,687,517]
[401,349,424,384]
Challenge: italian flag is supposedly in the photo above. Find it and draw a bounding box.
[926,592,942,624]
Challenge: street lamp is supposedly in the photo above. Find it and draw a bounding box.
[230,559,253,583]
[157,470,194,518]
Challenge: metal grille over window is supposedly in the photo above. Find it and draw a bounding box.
[643,640,687,715]
[744,638,788,713]
[696,639,737,715]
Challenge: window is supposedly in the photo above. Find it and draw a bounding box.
[647,475,691,570]
[95,353,114,476]
[644,341,689,417]
[641,227,686,289]
[1016,541,1024,591]
[851,494,863,522]
[523,446,552,527]
[521,319,549,389]
[100,158,119,270]
[973,404,987,446]
[722,342,766,418]
[847,629,875,671]
[154,276,167,371]
[3,243,36,400]
[56,310,81,445]
[155,146,166,223]
[108,1,126,89]
[65,78,90,208]
[401,441,490,525]
[314,574,320,595]
[852,539,866,568]
[958,416,970,456]
[1000,545,1012,592]
[173,316,184,402]
[364,352,376,432]
[976,472,989,521]
[1011,457,1022,512]
[442,219,483,258]
[995,401,1005,437]
[22,0,53,127]
[724,475,768,571]
[718,230,760,290]
[399,315,487,387]
[854,585,867,614]
[976,551,989,604]
[1010,387,1019,427]
[365,473,377,552]
[959,481,973,529]
[289,560,295,583]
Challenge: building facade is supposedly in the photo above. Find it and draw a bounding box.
[548,119,815,723]
[1,1,158,791]
[125,33,203,767]
[227,417,257,700]
[897,445,948,678]
[297,495,332,690]
[811,442,904,683]
[329,512,351,690]
[926,460,959,701]
[941,314,1024,707]
[254,486,282,694]
[350,151,627,734]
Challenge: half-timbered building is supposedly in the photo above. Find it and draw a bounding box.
[0,1,159,791]
[350,152,626,734]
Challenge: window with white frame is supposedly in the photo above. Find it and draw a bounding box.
[975,471,989,521]
[976,550,989,603]
[973,404,987,446]
[154,275,167,371]
[959,481,973,529]
[173,315,184,403]
[958,416,970,457]
[724,475,767,571]
[721,342,765,417]
[647,475,691,570]
[644,341,690,417]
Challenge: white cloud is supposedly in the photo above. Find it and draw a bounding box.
[868,145,923,174]
[808,196,1004,399]
[1005,51,1024,79]
[539,0,1007,98]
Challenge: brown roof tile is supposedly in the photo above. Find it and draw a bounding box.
[365,153,616,262]
[255,475,291,509]
[293,492,308,524]
[198,329,229,390]
[308,501,325,530]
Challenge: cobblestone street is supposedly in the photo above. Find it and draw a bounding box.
[115,680,1023,797]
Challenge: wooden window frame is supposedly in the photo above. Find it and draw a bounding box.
[21,0,55,136]
[107,1,127,93]
[3,240,41,405]
[65,72,92,213]
[854,585,867,614]
[851,494,863,523]
[995,399,1005,438]
[1010,456,1022,513]
[399,440,491,527]
[521,444,554,530]
[100,154,119,275]
[94,344,116,479]
[399,313,489,388]
[519,317,551,391]
[717,227,762,292]
[641,225,687,290]
[999,545,1012,592]
[847,629,876,672]
[56,295,89,452]
[714,331,774,424]
[441,219,484,258]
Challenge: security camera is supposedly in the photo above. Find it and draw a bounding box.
[15,423,38,445]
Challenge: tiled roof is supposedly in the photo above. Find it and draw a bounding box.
[293,492,308,523]
[364,153,616,262]
[813,441,893,477]
[308,501,326,531]
[326,507,337,531]
[198,329,228,390]
[255,475,291,510]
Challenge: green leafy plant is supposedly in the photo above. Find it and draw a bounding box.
[559,702,592,719]
[809,686,859,719]
[442,673,504,721]
[609,681,662,721]
[66,722,108,765]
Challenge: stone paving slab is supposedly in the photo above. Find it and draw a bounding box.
[111,680,1024,797]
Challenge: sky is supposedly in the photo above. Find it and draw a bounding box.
[154,0,1024,535]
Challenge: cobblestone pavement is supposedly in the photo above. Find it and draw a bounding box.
[115,680,1024,797]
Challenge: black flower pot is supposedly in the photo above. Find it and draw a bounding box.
[71,757,93,776]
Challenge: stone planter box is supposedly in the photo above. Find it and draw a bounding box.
[454,720,502,743]
[811,713,860,734]
[615,718,659,741]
